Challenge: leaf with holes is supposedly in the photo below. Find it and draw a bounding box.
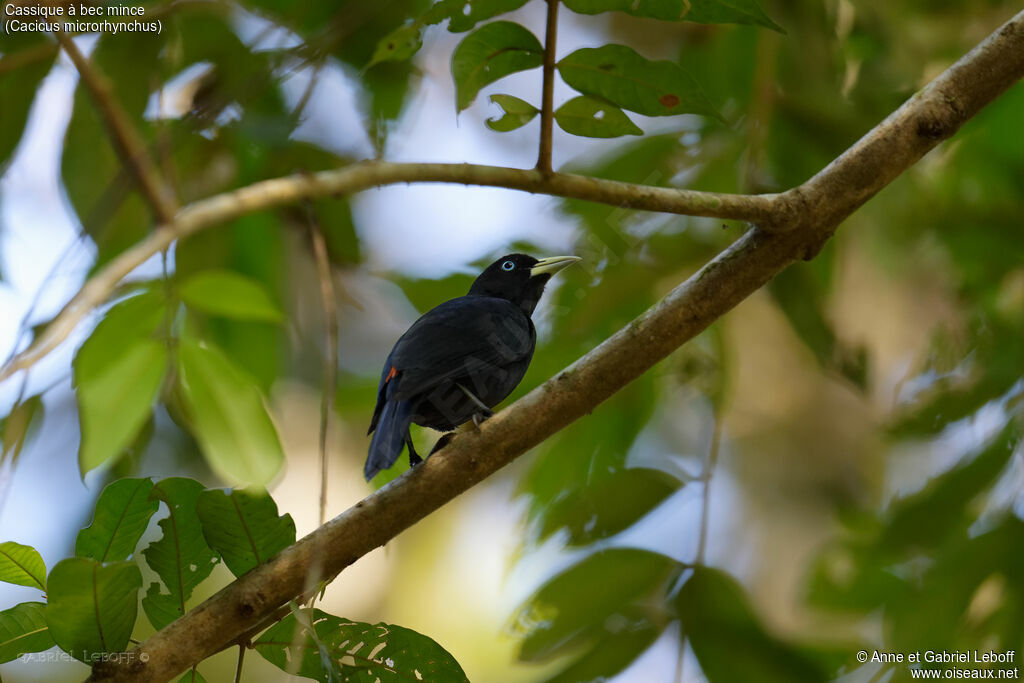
[561,0,784,32]
[142,478,219,630]
[45,558,142,661]
[451,21,543,112]
[254,608,469,682]
[177,338,284,486]
[486,94,539,131]
[0,602,54,664]
[429,0,532,33]
[76,478,159,562]
[555,95,643,138]
[0,542,46,591]
[558,44,721,120]
[179,270,283,323]
[196,488,295,577]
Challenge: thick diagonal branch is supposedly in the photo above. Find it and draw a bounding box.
[87,10,1024,682]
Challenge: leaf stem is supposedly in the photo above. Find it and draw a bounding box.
[537,0,560,174]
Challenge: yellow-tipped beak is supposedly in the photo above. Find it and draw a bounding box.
[530,255,582,277]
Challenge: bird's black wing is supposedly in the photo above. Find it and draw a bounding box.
[386,296,534,401]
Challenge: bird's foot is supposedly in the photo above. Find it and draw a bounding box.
[406,436,422,468]
[471,409,493,430]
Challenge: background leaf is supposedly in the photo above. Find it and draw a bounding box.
[0,602,54,664]
[675,567,825,682]
[554,96,643,138]
[179,269,284,323]
[76,477,159,562]
[512,549,683,661]
[561,0,783,32]
[451,21,544,111]
[558,44,721,119]
[254,609,469,682]
[75,339,167,475]
[0,542,46,591]
[177,338,284,486]
[45,558,142,661]
[142,478,219,631]
[539,467,683,545]
[196,488,295,577]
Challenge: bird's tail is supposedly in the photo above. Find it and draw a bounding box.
[365,399,414,481]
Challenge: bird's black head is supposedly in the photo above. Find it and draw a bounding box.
[468,253,580,316]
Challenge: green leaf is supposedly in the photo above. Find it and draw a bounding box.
[486,94,539,132]
[426,0,532,33]
[196,488,295,577]
[1,395,44,463]
[769,254,868,390]
[76,478,159,562]
[554,96,643,138]
[75,339,167,475]
[451,21,544,112]
[177,338,284,486]
[513,549,683,661]
[540,468,683,545]
[877,423,1018,556]
[558,45,721,120]
[178,669,208,683]
[0,36,56,171]
[45,558,142,661]
[179,270,284,323]
[74,289,167,381]
[142,478,219,631]
[546,612,662,683]
[675,567,825,682]
[254,609,469,682]
[0,602,54,664]
[561,0,784,32]
[369,24,424,67]
[0,542,46,591]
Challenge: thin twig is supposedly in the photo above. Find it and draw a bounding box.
[307,211,339,528]
[536,0,560,175]
[52,30,178,224]
[695,416,722,564]
[0,161,779,385]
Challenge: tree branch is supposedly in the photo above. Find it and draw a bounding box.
[536,0,560,174]
[52,30,178,224]
[87,10,1024,682]
[0,163,776,385]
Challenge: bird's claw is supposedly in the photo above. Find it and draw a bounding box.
[472,410,493,429]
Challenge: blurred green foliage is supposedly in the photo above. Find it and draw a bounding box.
[0,0,1022,680]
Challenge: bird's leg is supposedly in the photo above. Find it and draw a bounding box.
[406,433,422,468]
[456,383,493,430]
[430,433,454,455]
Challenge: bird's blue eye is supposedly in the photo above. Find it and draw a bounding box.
[501,260,515,271]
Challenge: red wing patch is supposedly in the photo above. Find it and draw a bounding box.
[385,366,398,383]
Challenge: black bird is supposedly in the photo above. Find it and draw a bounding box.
[365,254,580,480]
